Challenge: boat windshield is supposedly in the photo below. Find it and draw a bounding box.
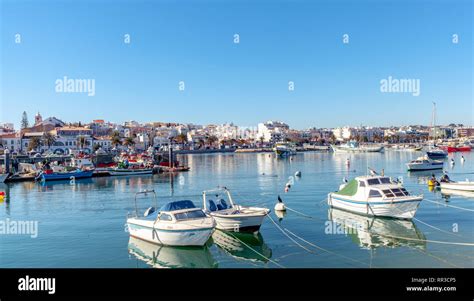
[174,210,206,220]
[367,177,391,185]
[160,200,196,212]
[382,188,410,197]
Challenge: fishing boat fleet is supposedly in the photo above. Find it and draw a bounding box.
[0,149,189,183]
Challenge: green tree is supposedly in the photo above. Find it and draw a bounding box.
[42,132,56,149]
[175,133,188,145]
[28,137,41,151]
[123,137,135,147]
[77,136,87,149]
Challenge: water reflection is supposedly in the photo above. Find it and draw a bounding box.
[328,208,426,250]
[128,236,217,268]
[212,230,272,263]
[441,188,474,200]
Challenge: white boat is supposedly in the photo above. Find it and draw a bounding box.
[273,142,297,157]
[331,141,384,153]
[108,167,153,176]
[327,175,423,219]
[128,236,217,268]
[406,156,444,171]
[440,181,474,192]
[202,187,270,232]
[127,190,215,246]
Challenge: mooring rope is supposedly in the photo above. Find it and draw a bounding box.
[424,198,474,212]
[225,231,285,268]
[266,213,317,254]
[283,228,372,267]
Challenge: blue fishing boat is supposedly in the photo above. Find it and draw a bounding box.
[39,169,94,181]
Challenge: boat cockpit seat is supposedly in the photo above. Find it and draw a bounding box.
[217,199,229,210]
[144,207,156,217]
[207,200,217,212]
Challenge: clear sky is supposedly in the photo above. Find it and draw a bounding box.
[1,0,472,130]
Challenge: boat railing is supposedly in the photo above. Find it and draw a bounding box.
[133,189,157,217]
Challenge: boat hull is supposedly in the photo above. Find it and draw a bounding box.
[40,170,94,181]
[127,220,214,247]
[211,213,268,232]
[108,168,153,176]
[328,193,422,219]
[331,145,384,153]
[406,162,444,171]
[440,146,471,152]
[426,151,448,159]
[440,182,474,192]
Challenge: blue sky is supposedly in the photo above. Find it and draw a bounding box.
[1,0,472,130]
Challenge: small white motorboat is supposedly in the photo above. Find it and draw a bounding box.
[328,175,423,219]
[440,180,474,192]
[202,187,270,232]
[127,190,215,246]
[331,141,384,153]
[406,156,444,171]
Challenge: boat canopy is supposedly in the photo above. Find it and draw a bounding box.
[160,200,196,212]
[337,179,358,196]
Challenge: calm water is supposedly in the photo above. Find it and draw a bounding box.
[1,151,473,268]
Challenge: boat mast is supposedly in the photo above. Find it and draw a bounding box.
[431,101,437,141]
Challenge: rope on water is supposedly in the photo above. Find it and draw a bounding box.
[369,230,474,247]
[285,206,316,219]
[283,228,372,267]
[424,198,474,212]
[225,231,285,268]
[266,214,317,254]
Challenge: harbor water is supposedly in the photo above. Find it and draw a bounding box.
[1,151,473,268]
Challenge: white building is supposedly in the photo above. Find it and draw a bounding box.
[257,121,289,142]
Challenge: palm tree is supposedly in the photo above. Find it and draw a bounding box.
[206,135,218,147]
[123,137,135,147]
[175,133,187,145]
[28,137,41,152]
[42,132,56,150]
[112,136,121,149]
[77,136,87,150]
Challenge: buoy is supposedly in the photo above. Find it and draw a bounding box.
[295,171,301,177]
[275,210,286,219]
[274,195,286,211]
[461,156,465,163]
[346,158,350,165]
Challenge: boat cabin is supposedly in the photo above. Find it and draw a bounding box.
[132,190,207,222]
[338,176,410,199]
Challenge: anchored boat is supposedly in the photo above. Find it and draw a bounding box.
[331,141,384,153]
[406,156,444,171]
[202,187,270,232]
[108,167,153,176]
[127,190,215,246]
[38,169,94,181]
[273,142,297,157]
[327,175,423,219]
[440,180,474,192]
